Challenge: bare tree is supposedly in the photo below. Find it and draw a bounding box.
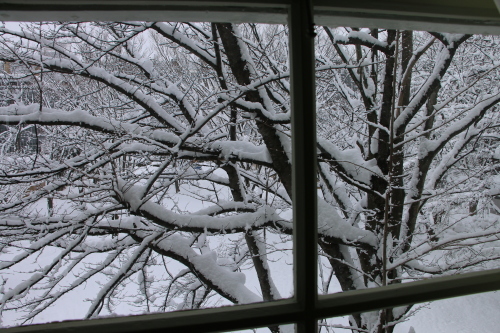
[0,22,499,332]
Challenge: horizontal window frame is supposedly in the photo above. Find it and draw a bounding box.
[3,0,500,31]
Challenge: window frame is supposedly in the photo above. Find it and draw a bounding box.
[2,1,500,332]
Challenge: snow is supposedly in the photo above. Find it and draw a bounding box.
[0,228,73,270]
[318,138,383,186]
[86,232,160,318]
[394,291,500,333]
[153,23,217,66]
[495,145,500,160]
[347,31,389,49]
[208,141,272,164]
[318,198,378,247]
[84,66,185,132]
[248,230,282,300]
[119,181,282,233]
[154,233,262,304]
[394,47,451,131]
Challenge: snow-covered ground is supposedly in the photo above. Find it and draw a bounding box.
[394,291,500,333]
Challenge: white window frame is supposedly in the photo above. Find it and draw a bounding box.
[2,1,500,332]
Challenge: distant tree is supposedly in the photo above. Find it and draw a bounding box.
[0,22,499,333]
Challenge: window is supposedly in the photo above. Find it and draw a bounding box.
[1,1,500,332]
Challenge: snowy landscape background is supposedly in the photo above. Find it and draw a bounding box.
[1,21,500,332]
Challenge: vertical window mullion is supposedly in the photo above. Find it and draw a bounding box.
[289,0,318,331]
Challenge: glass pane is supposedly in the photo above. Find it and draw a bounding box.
[0,21,293,327]
[319,290,500,333]
[315,27,500,295]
